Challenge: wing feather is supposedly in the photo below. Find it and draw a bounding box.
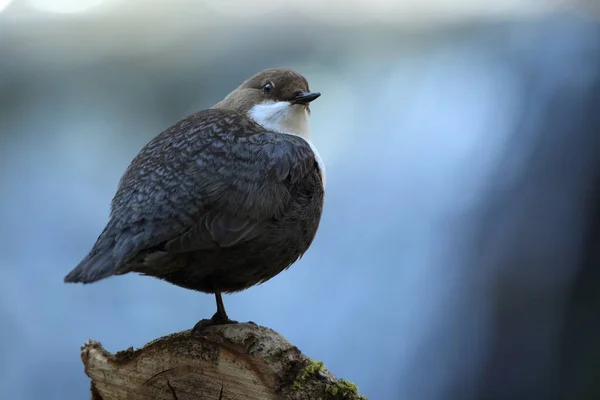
[105,108,317,266]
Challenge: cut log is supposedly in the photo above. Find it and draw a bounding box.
[80,322,366,400]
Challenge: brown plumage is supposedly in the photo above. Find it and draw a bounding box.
[64,68,325,331]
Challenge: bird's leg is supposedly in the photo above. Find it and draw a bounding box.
[191,291,238,335]
[212,291,232,323]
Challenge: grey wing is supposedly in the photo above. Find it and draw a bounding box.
[163,133,317,254]
[109,110,317,266]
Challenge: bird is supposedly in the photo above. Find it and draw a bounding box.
[64,68,325,333]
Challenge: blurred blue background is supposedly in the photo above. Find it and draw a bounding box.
[1,0,600,399]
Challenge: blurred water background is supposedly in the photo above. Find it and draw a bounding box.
[1,1,600,399]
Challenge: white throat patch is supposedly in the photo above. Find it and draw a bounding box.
[249,101,326,188]
[249,101,310,139]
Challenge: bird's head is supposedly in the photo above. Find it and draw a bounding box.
[213,68,321,139]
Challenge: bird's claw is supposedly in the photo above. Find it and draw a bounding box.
[190,313,238,336]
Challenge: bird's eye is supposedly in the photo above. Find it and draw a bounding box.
[262,82,274,94]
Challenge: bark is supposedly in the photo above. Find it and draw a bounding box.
[80,322,366,400]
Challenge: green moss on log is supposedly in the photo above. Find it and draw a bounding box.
[292,358,367,399]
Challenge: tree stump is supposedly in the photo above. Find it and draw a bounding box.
[80,322,366,400]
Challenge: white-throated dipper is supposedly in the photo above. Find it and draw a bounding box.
[64,68,325,332]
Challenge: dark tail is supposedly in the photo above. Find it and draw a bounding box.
[64,232,118,284]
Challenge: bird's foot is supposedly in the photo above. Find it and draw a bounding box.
[191,312,238,336]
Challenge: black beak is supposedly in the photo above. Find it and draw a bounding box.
[293,91,321,105]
